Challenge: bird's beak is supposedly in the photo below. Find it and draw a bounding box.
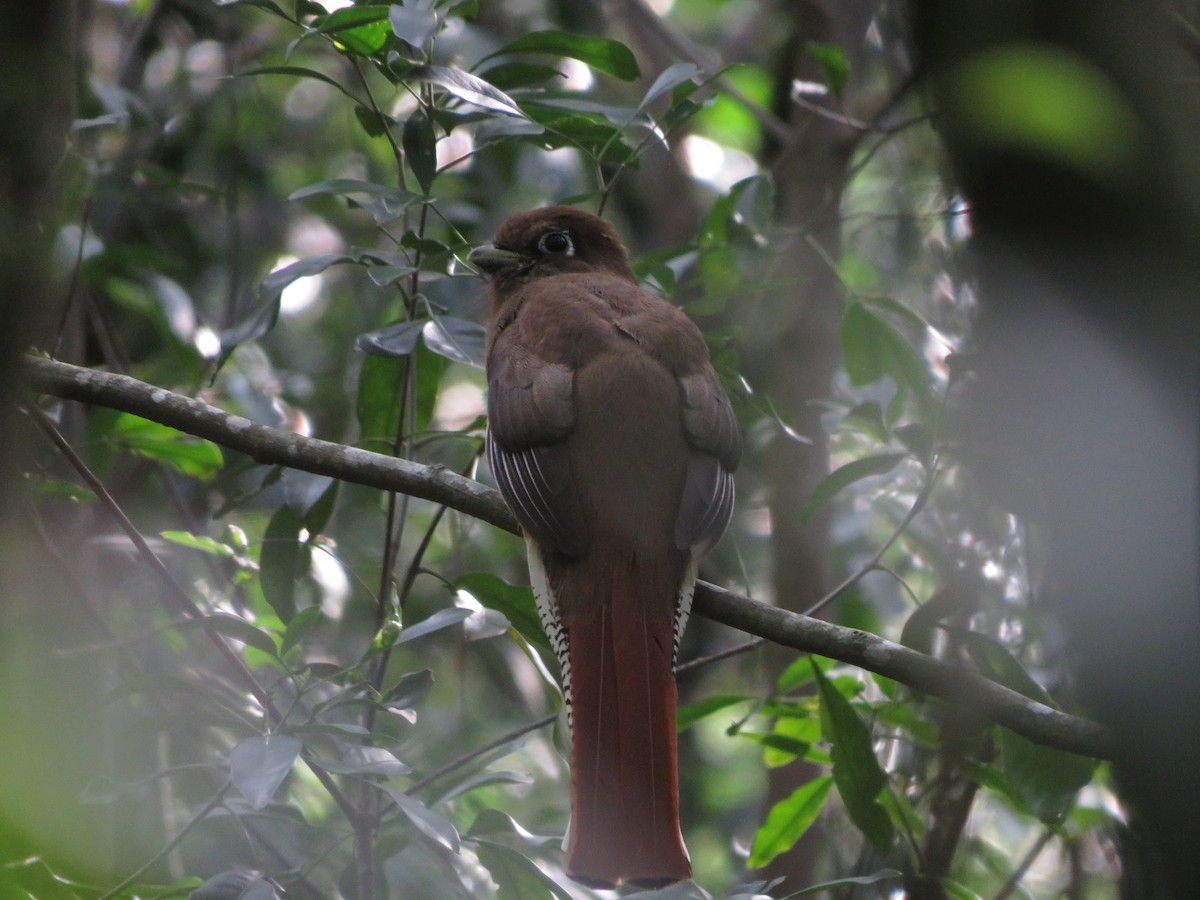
[469,244,524,275]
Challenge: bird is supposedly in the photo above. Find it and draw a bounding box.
[470,207,740,888]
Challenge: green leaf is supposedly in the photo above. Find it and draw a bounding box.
[161,530,237,558]
[996,729,1096,823]
[638,62,702,111]
[390,4,440,50]
[190,613,280,659]
[455,572,550,655]
[954,630,1097,822]
[104,413,224,480]
[356,353,407,447]
[303,479,339,536]
[406,64,525,117]
[676,695,751,731]
[220,253,357,360]
[479,61,564,90]
[800,452,909,522]
[403,111,438,194]
[384,669,435,709]
[260,503,303,623]
[948,44,1141,181]
[357,319,426,358]
[237,66,359,103]
[392,606,473,645]
[378,785,461,851]
[487,30,640,81]
[840,301,936,424]
[761,714,820,768]
[813,663,894,854]
[788,869,902,896]
[312,746,411,776]
[806,42,850,100]
[748,775,833,868]
[422,315,485,367]
[31,478,97,502]
[281,605,322,655]
[288,178,421,207]
[191,868,279,900]
[474,839,575,900]
[229,734,303,810]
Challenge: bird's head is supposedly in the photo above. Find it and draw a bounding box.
[469,206,637,287]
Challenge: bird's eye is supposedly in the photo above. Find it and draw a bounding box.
[537,231,574,256]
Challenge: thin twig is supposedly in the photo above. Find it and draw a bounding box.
[98,783,232,900]
[993,829,1055,900]
[407,712,558,797]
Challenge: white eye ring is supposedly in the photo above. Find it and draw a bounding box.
[537,231,574,256]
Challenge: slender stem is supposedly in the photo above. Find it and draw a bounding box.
[97,783,232,900]
[407,713,558,797]
[993,829,1055,900]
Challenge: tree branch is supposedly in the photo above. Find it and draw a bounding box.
[23,354,1113,760]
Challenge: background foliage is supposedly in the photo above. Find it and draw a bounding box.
[4,1,1196,898]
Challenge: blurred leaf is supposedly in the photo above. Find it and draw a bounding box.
[813,663,894,854]
[229,735,303,810]
[104,413,224,480]
[456,573,551,655]
[356,353,406,447]
[357,319,426,358]
[390,4,440,50]
[33,478,98,502]
[281,605,322,655]
[800,452,909,522]
[221,254,357,361]
[191,868,279,900]
[392,606,473,645]
[260,503,303,623]
[238,65,358,102]
[189,613,280,659]
[748,775,833,868]
[404,111,438,194]
[288,178,421,208]
[468,808,561,845]
[422,316,485,367]
[956,629,1055,706]
[303,479,339,536]
[313,746,411,776]
[787,869,902,897]
[940,879,984,900]
[806,42,850,100]
[954,630,1097,821]
[996,729,1096,823]
[486,31,640,81]
[479,61,564,90]
[407,65,525,117]
[677,695,751,731]
[473,839,574,900]
[434,770,533,806]
[378,785,461,851]
[639,62,702,111]
[840,302,936,424]
[161,530,237,558]
[948,43,1141,180]
[384,669,435,708]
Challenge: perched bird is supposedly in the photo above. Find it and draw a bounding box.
[471,207,740,888]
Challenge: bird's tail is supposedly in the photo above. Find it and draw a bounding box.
[560,553,691,888]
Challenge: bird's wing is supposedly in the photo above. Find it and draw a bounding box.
[486,338,588,557]
[675,370,740,553]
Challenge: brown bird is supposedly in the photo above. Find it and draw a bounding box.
[471,207,740,888]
